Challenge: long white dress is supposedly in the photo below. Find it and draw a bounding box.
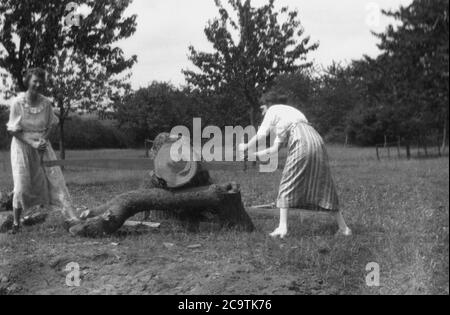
[7,93,75,219]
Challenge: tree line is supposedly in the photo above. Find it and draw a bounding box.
[1,0,449,152]
[117,0,449,147]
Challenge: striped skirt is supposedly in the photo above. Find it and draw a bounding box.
[277,122,340,212]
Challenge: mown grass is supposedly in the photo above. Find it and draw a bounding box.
[0,146,448,295]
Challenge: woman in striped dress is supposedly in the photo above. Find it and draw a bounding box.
[239,104,352,239]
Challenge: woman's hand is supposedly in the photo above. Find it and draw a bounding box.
[238,143,247,154]
[255,143,280,161]
[238,143,247,160]
[31,139,47,152]
[255,151,270,161]
[246,151,260,162]
[37,139,48,153]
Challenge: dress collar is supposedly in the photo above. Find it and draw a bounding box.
[20,93,46,114]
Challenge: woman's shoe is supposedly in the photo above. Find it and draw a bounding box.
[336,227,352,237]
[270,227,288,239]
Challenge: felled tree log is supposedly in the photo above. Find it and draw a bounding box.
[71,182,254,237]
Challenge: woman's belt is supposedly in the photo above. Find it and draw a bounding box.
[290,120,311,129]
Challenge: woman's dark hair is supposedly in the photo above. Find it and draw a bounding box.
[23,67,47,90]
[260,91,290,105]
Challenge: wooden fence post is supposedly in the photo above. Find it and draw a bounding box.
[376,145,380,161]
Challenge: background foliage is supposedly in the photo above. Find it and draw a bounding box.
[1,0,449,150]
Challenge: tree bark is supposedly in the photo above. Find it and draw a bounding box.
[58,119,66,161]
[70,182,254,237]
[57,99,66,161]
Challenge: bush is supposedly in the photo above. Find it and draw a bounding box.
[0,108,131,151]
[49,115,131,150]
[116,82,253,146]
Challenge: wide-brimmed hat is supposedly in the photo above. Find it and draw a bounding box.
[154,140,200,189]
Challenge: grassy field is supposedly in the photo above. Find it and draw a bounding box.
[0,146,448,295]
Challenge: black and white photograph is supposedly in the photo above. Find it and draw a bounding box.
[0,0,448,297]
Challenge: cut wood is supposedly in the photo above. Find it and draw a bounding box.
[22,213,48,226]
[140,133,211,222]
[0,212,48,233]
[124,221,161,228]
[250,203,276,209]
[246,207,333,221]
[0,191,13,212]
[70,182,254,237]
[0,213,13,233]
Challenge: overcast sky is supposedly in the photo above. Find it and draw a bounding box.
[117,0,412,89]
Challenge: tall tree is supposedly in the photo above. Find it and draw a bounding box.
[374,0,449,148]
[342,0,449,146]
[0,0,137,157]
[311,63,363,141]
[183,0,318,126]
[116,82,194,144]
[47,49,132,159]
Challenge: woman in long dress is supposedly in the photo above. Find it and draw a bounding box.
[239,104,352,239]
[6,68,78,233]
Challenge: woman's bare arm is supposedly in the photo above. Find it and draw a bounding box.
[9,131,45,151]
[245,132,268,152]
[255,141,281,159]
[9,131,33,146]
